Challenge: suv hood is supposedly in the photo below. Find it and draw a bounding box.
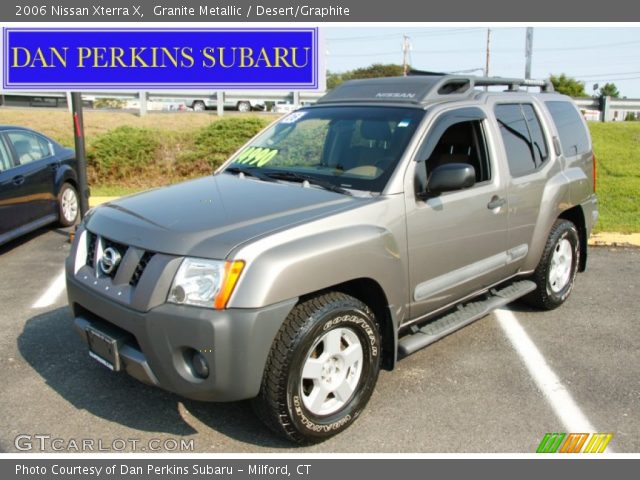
[85,174,361,259]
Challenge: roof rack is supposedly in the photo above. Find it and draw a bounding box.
[409,69,554,92]
[316,74,554,106]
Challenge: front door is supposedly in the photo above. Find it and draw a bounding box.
[404,107,511,321]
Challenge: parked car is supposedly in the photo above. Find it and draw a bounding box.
[0,126,78,246]
[66,75,597,444]
[272,101,298,114]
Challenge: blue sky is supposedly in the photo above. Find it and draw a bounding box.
[325,27,640,98]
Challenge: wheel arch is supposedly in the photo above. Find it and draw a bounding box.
[328,278,397,371]
[54,165,78,196]
[558,205,588,272]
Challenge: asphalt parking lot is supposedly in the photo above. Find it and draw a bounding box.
[1,227,638,453]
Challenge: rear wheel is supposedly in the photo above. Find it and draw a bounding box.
[253,292,381,444]
[525,219,580,310]
[58,182,79,227]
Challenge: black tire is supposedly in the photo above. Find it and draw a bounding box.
[237,101,251,113]
[192,101,206,112]
[253,292,381,444]
[525,219,580,310]
[57,182,79,227]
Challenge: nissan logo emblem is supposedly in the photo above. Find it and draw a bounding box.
[99,247,122,275]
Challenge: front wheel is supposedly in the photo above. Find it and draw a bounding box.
[192,101,206,112]
[525,219,580,310]
[237,101,251,113]
[253,292,381,444]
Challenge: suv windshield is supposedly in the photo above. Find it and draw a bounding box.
[225,106,425,193]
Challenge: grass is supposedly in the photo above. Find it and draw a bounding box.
[589,122,640,233]
[90,185,146,197]
[0,109,219,148]
[0,108,637,232]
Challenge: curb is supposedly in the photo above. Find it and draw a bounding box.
[89,196,639,248]
[588,232,640,248]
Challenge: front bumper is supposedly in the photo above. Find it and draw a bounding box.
[66,259,296,402]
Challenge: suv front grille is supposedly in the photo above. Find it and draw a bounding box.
[130,251,154,287]
[86,231,97,266]
[84,230,155,286]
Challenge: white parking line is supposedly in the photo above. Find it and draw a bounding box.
[31,269,66,309]
[495,308,599,434]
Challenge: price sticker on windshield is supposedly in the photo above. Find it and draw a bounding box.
[281,111,307,124]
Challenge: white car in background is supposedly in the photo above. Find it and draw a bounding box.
[273,101,298,114]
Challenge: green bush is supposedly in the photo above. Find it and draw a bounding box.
[176,117,269,175]
[87,126,160,182]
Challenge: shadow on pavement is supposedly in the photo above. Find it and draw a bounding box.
[0,225,72,255]
[18,307,292,450]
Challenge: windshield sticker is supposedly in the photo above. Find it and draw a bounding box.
[280,111,307,124]
[397,119,411,128]
[235,146,279,167]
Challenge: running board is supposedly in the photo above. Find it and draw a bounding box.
[398,280,536,358]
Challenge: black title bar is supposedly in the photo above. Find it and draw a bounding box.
[4,0,638,22]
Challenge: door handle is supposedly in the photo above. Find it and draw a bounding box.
[12,175,25,186]
[487,195,506,210]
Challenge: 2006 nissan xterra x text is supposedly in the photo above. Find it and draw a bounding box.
[66,74,598,443]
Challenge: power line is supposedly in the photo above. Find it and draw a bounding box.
[327,28,481,43]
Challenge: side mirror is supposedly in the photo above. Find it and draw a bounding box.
[420,163,476,197]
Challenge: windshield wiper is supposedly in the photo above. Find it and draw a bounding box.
[224,166,275,182]
[264,171,352,196]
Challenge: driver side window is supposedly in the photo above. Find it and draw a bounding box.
[425,120,491,182]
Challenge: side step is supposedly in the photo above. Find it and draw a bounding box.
[398,280,536,358]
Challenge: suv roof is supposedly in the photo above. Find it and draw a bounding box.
[317,74,555,107]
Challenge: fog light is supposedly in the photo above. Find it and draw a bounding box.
[191,351,210,379]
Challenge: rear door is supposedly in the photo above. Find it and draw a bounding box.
[3,130,59,227]
[0,137,22,237]
[491,100,554,266]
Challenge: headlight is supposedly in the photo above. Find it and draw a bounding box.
[167,258,245,309]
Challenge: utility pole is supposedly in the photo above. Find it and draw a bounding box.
[485,28,491,78]
[402,35,411,76]
[525,27,534,79]
[71,93,89,218]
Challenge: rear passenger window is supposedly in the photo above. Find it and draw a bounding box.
[495,104,548,177]
[545,101,590,156]
[0,139,13,171]
[7,131,52,166]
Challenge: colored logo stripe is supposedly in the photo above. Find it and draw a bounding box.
[583,433,613,453]
[560,433,589,453]
[537,433,566,453]
[537,433,613,453]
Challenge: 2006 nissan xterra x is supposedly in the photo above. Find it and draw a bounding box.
[66,74,598,443]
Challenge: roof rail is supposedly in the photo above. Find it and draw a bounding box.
[472,76,554,92]
[316,74,554,106]
[409,70,554,93]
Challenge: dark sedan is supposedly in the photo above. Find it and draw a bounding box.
[0,126,79,246]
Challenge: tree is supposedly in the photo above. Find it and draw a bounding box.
[348,63,404,80]
[549,74,588,97]
[598,82,620,99]
[326,64,405,90]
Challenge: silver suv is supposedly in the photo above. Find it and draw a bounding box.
[66,75,598,444]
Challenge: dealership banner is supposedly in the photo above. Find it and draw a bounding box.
[3,28,320,90]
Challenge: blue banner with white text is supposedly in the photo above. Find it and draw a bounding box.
[3,28,319,90]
